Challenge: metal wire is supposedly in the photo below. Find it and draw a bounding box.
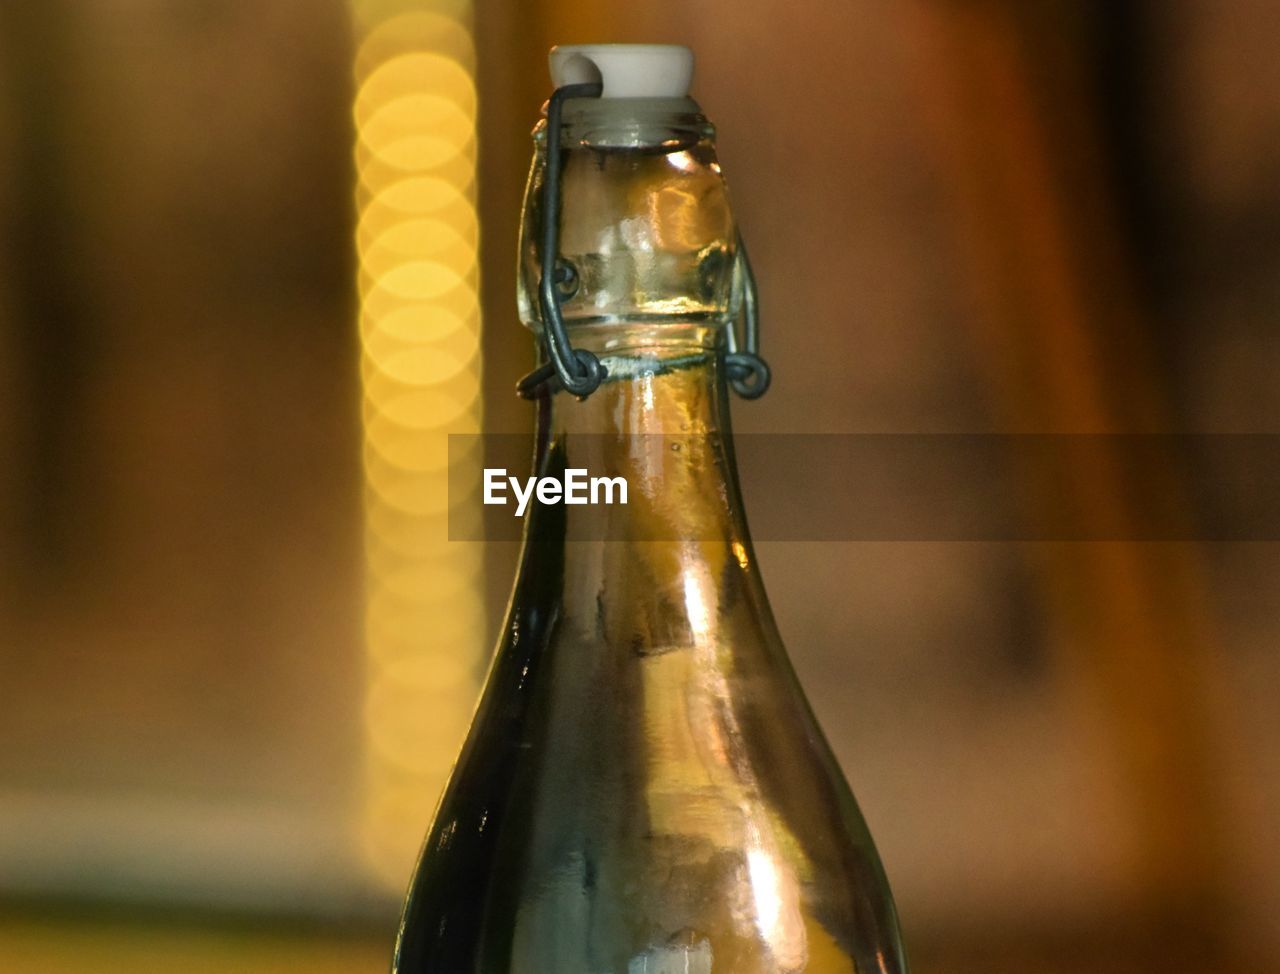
[725,235,771,399]
[516,81,607,399]
[517,84,771,401]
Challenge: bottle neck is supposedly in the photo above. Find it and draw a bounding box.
[524,324,757,647]
[536,324,744,533]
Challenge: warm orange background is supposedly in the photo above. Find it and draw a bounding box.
[1,1,1277,971]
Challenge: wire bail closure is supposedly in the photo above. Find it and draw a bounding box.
[517,83,771,401]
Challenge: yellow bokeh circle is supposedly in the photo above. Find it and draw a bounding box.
[355,11,475,79]
[355,52,476,127]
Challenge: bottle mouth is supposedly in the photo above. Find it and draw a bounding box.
[549,44,694,99]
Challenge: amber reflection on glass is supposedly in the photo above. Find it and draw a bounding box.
[392,99,905,974]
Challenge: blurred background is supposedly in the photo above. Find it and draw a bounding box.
[1,0,1278,971]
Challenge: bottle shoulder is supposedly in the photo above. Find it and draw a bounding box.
[394,591,907,974]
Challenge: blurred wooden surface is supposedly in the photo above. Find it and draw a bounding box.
[0,913,387,974]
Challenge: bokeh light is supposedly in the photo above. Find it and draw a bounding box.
[352,0,483,893]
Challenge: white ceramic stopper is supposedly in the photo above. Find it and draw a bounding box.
[548,44,694,99]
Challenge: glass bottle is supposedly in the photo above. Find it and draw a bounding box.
[393,45,908,974]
